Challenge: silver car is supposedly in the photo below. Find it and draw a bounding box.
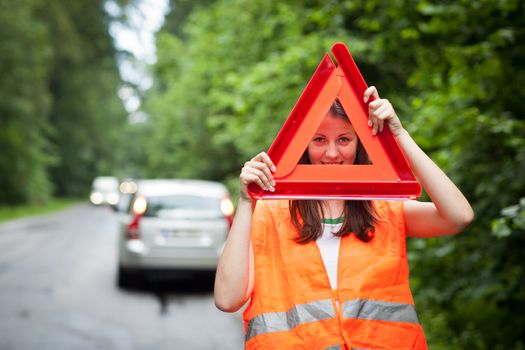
[116,179,234,288]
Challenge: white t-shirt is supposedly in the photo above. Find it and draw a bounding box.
[316,219,343,289]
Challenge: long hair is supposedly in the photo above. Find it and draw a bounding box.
[290,100,377,243]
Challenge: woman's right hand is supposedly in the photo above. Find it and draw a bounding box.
[240,152,276,201]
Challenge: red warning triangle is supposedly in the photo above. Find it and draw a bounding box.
[248,42,421,200]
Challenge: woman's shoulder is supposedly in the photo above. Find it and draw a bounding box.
[254,199,290,214]
[253,200,292,227]
[372,200,404,219]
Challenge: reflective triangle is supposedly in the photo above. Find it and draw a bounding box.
[248,42,421,200]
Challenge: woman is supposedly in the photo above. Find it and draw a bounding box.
[214,86,474,349]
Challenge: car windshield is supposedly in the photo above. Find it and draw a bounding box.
[143,194,222,219]
[93,177,119,191]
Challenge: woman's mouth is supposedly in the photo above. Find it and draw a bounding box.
[321,161,344,165]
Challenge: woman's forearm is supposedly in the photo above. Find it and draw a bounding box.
[395,129,474,234]
[214,198,254,312]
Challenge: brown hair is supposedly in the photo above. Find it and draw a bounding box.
[290,100,377,243]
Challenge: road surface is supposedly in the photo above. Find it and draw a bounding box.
[0,204,244,350]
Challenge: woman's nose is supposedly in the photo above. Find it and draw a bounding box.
[325,143,339,159]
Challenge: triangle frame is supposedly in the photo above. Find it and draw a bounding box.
[248,42,421,200]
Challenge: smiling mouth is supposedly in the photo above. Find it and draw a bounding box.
[321,162,344,165]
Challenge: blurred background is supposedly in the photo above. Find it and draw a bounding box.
[1,0,524,349]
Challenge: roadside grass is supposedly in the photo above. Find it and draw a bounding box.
[0,198,84,223]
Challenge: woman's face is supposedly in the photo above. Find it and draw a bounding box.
[307,112,358,165]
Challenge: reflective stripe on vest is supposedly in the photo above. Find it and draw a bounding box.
[324,345,370,350]
[247,298,419,341]
[325,346,371,350]
[246,299,335,341]
[342,299,419,324]
[324,344,372,350]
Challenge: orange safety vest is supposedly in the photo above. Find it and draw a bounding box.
[243,200,428,350]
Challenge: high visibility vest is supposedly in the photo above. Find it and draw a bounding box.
[243,200,428,350]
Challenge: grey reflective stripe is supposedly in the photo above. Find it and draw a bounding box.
[324,344,342,350]
[246,299,335,341]
[342,299,419,324]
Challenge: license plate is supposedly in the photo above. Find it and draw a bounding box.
[156,230,211,246]
[160,229,193,238]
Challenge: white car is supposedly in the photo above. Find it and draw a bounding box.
[116,179,234,288]
[90,176,120,206]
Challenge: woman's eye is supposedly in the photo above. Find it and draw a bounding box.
[312,137,325,143]
[339,137,350,144]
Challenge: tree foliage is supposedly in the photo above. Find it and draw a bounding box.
[0,0,54,203]
[145,0,525,347]
[0,0,128,202]
[42,0,128,196]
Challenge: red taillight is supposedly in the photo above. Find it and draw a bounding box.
[125,214,142,240]
[126,194,147,240]
[225,213,234,229]
[220,196,235,229]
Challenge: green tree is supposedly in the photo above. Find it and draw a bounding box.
[0,0,55,204]
[40,0,128,196]
[0,0,128,203]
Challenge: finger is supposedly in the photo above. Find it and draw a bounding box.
[377,109,395,133]
[373,102,390,132]
[241,173,270,193]
[368,99,382,130]
[364,86,380,103]
[377,116,384,133]
[241,171,268,191]
[253,152,276,172]
[373,117,379,135]
[368,98,384,111]
[243,167,274,191]
[369,110,379,135]
[248,160,275,186]
[368,102,374,127]
[375,101,393,119]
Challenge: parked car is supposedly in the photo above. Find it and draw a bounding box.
[90,176,120,206]
[116,179,234,288]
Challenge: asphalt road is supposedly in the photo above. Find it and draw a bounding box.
[0,204,244,350]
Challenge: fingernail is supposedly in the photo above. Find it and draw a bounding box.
[270,186,275,192]
[372,129,377,135]
[271,180,276,186]
[271,165,276,172]
[364,96,368,103]
[368,120,373,127]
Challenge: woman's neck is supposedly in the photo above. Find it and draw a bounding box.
[321,200,345,219]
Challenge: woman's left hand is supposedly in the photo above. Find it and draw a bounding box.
[363,86,404,137]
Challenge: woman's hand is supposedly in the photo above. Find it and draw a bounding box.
[240,152,276,201]
[363,86,404,137]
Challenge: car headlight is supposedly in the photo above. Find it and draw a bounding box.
[90,192,103,205]
[107,193,119,205]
